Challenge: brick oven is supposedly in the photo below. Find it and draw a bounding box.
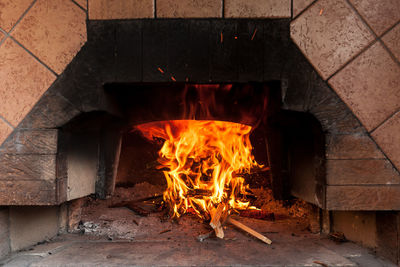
[0,0,399,265]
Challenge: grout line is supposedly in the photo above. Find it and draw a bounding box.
[154,0,157,18]
[345,0,377,37]
[222,0,225,18]
[370,109,400,134]
[0,27,8,46]
[9,36,58,77]
[8,0,37,35]
[292,0,318,21]
[378,39,400,66]
[345,0,400,66]
[290,0,293,20]
[0,115,15,130]
[326,38,378,81]
[70,0,87,13]
[379,19,400,39]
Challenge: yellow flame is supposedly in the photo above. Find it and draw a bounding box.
[135,120,261,218]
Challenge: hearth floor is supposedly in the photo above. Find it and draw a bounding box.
[1,215,394,267]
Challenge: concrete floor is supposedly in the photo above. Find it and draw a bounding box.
[0,215,395,267]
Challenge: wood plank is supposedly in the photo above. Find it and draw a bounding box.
[326,159,400,185]
[326,185,400,210]
[326,134,384,159]
[0,154,56,181]
[0,130,58,154]
[0,180,56,205]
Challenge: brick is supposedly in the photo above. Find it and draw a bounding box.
[0,0,32,32]
[382,23,400,62]
[349,0,400,36]
[12,0,87,74]
[0,38,56,127]
[89,0,154,19]
[157,0,222,18]
[291,0,373,79]
[293,0,314,17]
[329,42,400,131]
[225,0,291,18]
[326,159,400,185]
[372,111,400,171]
[326,134,384,159]
[0,180,56,205]
[326,185,400,210]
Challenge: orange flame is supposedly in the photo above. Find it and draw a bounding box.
[135,120,261,218]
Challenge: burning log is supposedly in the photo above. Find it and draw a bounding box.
[210,203,228,239]
[227,217,272,245]
[239,209,275,221]
[109,194,163,216]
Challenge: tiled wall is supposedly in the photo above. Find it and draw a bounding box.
[0,0,399,172]
[291,0,400,171]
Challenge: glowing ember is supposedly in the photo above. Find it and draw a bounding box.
[135,120,262,219]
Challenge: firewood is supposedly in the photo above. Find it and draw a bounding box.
[109,194,163,208]
[227,216,272,244]
[239,209,275,221]
[126,203,150,216]
[210,203,226,239]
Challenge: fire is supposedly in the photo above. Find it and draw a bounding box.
[135,120,261,219]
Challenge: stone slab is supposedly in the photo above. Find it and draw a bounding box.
[326,185,400,210]
[326,159,400,185]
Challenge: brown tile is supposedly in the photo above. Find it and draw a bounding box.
[349,0,400,36]
[290,0,374,79]
[326,185,400,210]
[12,0,87,74]
[157,0,222,18]
[326,159,400,185]
[293,0,314,18]
[89,0,154,19]
[0,38,56,126]
[326,134,384,159]
[382,23,400,62]
[225,0,291,18]
[0,119,12,146]
[0,0,33,32]
[75,0,87,10]
[0,31,4,42]
[372,111,400,171]
[329,42,400,131]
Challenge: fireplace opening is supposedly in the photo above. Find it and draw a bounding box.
[58,82,326,249]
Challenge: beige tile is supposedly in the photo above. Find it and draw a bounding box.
[12,0,87,74]
[290,0,374,80]
[225,0,290,18]
[382,23,400,62]
[372,111,400,171]
[0,38,56,126]
[349,0,400,36]
[293,0,314,18]
[0,0,33,32]
[89,0,154,19]
[157,0,222,18]
[329,42,400,131]
[75,0,87,10]
[0,118,12,146]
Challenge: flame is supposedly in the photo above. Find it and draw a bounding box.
[135,120,261,219]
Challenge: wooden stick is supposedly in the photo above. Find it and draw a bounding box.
[210,203,226,239]
[227,217,272,245]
